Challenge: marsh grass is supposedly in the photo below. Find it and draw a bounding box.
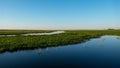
[0,30,120,53]
[0,30,54,35]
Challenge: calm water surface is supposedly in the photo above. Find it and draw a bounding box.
[0,35,120,68]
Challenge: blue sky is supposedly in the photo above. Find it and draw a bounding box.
[0,0,120,30]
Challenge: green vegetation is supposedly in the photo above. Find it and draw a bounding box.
[0,30,54,35]
[0,30,120,53]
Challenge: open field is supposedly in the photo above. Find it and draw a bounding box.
[0,30,120,53]
[0,30,54,35]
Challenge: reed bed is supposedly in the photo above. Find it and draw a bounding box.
[0,30,54,35]
[0,30,120,53]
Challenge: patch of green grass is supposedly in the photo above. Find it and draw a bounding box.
[0,30,120,53]
[0,30,54,35]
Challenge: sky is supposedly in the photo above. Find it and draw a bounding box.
[0,0,120,30]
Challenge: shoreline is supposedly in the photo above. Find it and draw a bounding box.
[0,30,120,53]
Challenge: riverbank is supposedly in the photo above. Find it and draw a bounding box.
[0,30,120,53]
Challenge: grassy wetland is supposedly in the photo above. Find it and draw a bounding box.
[0,30,54,35]
[0,30,120,53]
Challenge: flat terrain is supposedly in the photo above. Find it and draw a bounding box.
[0,30,120,53]
[0,30,54,35]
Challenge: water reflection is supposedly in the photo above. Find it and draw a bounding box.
[55,46,58,50]
[46,47,49,52]
[116,36,120,40]
[84,43,89,48]
[37,47,50,56]
[38,48,42,56]
[101,37,106,41]
[0,36,120,68]
[99,37,106,47]
[82,37,106,48]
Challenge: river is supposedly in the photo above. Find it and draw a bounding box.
[0,35,120,68]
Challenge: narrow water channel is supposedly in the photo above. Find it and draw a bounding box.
[0,31,65,37]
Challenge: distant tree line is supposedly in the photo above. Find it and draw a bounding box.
[107,28,120,30]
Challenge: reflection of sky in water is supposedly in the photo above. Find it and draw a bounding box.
[82,35,120,48]
[0,35,120,68]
